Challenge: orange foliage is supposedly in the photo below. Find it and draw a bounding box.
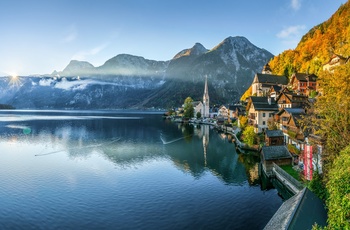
[269,1,350,77]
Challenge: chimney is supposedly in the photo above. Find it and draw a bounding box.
[267,96,271,105]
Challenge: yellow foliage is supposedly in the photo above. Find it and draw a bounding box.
[240,85,252,101]
[269,1,350,76]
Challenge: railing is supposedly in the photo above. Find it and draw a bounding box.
[272,163,304,192]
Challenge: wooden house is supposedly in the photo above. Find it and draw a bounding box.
[269,85,283,99]
[261,145,292,176]
[276,108,305,149]
[265,130,284,146]
[289,73,318,95]
[246,96,278,133]
[276,90,308,110]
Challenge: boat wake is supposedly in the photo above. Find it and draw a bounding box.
[35,138,121,156]
[160,134,191,145]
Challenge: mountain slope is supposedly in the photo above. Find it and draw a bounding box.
[164,36,273,102]
[269,1,350,76]
[0,36,273,109]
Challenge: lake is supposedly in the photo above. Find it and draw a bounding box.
[0,110,282,229]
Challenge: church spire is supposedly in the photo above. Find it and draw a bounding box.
[202,75,210,118]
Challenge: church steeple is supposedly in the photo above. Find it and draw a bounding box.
[202,76,210,118]
[262,63,272,74]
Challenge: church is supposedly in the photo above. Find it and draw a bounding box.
[193,76,210,118]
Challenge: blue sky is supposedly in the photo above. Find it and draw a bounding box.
[0,0,347,76]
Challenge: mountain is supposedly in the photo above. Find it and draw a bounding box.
[269,1,350,76]
[0,36,273,109]
[60,60,96,76]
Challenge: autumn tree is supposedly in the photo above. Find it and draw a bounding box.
[242,125,256,147]
[240,85,252,101]
[314,64,350,162]
[238,115,248,130]
[269,1,350,76]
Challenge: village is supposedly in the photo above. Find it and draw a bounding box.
[164,53,348,228]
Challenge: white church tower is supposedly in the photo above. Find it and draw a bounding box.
[202,76,210,118]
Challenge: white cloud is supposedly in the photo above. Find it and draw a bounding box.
[291,0,301,11]
[63,32,77,43]
[276,25,306,39]
[62,25,77,43]
[71,43,109,61]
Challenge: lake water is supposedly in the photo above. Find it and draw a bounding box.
[0,110,282,229]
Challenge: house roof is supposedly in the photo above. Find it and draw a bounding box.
[270,85,282,93]
[284,108,305,115]
[228,105,245,112]
[249,96,278,111]
[326,53,349,64]
[255,73,289,85]
[264,188,327,229]
[276,108,305,116]
[265,130,284,138]
[261,145,292,160]
[276,91,308,104]
[292,73,318,82]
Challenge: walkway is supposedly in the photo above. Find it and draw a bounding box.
[272,163,304,195]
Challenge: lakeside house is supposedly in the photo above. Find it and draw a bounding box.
[275,108,306,150]
[260,145,293,177]
[265,130,284,146]
[246,96,278,133]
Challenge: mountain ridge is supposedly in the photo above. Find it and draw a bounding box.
[1,36,273,109]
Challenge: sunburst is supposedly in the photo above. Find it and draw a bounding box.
[8,75,22,88]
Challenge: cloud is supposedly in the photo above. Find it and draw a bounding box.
[291,0,301,11]
[63,32,77,43]
[276,25,306,39]
[71,43,109,60]
[62,25,77,43]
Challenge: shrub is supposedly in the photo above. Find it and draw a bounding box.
[326,145,350,229]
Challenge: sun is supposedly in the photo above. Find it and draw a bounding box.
[8,74,22,87]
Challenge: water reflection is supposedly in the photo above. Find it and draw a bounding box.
[0,111,283,229]
[0,111,261,186]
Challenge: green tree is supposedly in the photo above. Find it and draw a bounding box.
[183,97,194,119]
[326,145,350,229]
[242,125,256,147]
[196,111,201,119]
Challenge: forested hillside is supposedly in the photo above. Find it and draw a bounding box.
[269,1,350,76]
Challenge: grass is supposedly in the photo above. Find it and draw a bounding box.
[280,165,302,182]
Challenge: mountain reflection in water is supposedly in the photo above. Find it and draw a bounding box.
[0,110,282,230]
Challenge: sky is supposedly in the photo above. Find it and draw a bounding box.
[0,0,347,76]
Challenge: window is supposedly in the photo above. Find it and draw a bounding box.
[263,121,266,125]
[269,113,273,117]
[263,113,266,117]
